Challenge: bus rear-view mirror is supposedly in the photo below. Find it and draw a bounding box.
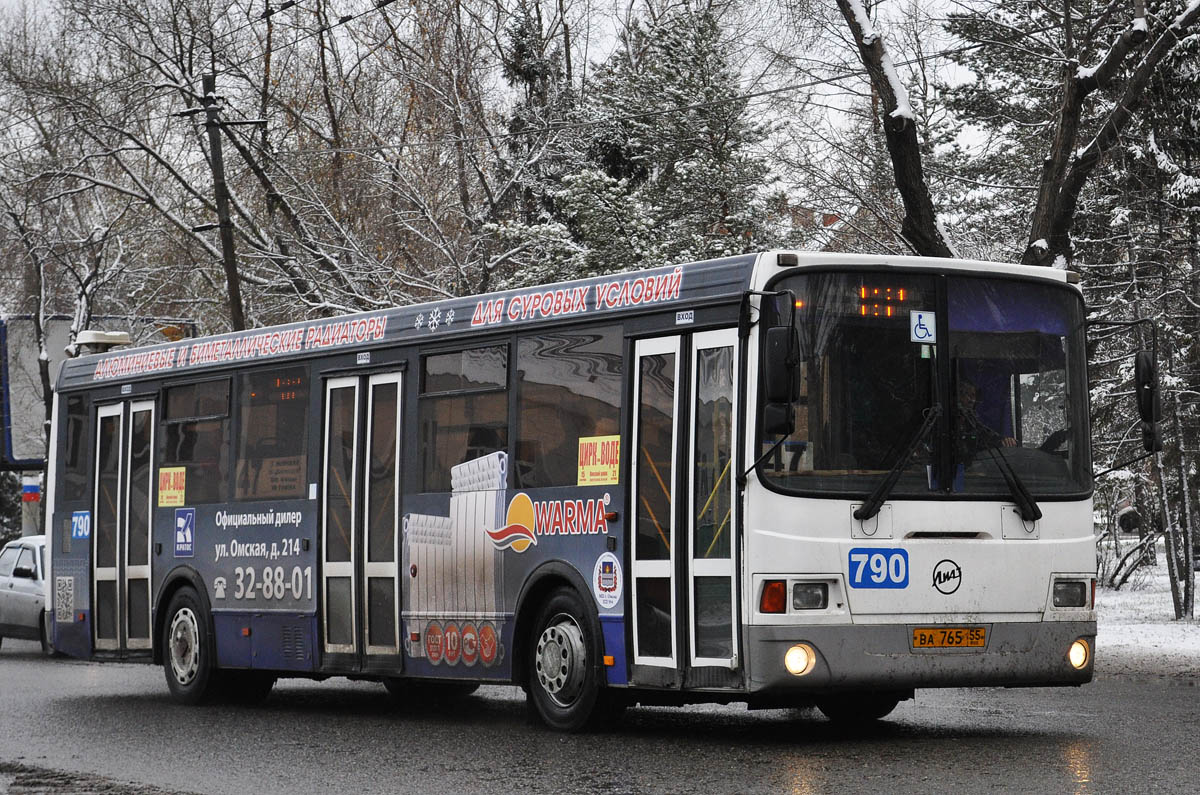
[1134,350,1160,424]
[762,402,795,437]
[1134,350,1163,452]
[763,326,796,404]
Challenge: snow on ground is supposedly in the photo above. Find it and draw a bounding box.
[1096,563,1200,678]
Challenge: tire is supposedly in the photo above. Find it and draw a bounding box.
[816,691,904,723]
[526,587,614,732]
[382,678,480,703]
[162,587,219,705]
[222,672,276,705]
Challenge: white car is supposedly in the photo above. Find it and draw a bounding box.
[0,534,50,652]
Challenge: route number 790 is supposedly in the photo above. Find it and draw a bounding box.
[848,548,909,589]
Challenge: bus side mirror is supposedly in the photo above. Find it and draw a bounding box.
[1134,350,1162,452]
[1134,351,1160,424]
[762,402,795,436]
[763,326,797,404]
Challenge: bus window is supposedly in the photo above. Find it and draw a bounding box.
[515,326,622,488]
[61,395,90,502]
[235,367,308,500]
[161,379,230,503]
[419,346,508,492]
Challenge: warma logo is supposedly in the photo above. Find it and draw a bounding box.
[487,493,538,553]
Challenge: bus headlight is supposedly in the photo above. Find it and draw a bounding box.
[1068,638,1090,670]
[1053,580,1087,608]
[792,582,829,610]
[784,643,816,676]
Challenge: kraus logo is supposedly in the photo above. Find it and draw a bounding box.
[932,559,962,595]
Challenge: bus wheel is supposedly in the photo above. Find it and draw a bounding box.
[527,588,605,732]
[816,691,904,723]
[163,588,217,705]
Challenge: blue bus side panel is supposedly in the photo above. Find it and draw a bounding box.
[213,612,316,671]
[600,616,628,686]
[214,613,252,668]
[400,478,626,683]
[50,519,92,660]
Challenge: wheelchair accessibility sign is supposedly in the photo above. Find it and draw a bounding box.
[910,311,936,343]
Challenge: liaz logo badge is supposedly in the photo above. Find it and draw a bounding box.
[174,508,195,558]
[487,493,538,552]
[932,559,962,595]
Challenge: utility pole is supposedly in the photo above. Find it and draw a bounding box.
[202,73,247,331]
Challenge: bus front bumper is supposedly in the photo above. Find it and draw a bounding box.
[746,620,1096,696]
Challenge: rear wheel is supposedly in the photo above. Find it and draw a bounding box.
[162,587,218,705]
[526,587,618,732]
[816,691,905,723]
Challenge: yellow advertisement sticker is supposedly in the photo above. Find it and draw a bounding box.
[158,467,187,507]
[577,435,620,486]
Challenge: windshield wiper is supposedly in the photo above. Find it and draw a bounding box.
[981,445,1042,522]
[854,404,941,522]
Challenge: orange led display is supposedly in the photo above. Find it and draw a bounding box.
[857,285,908,317]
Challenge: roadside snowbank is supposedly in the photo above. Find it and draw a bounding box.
[1097,565,1200,677]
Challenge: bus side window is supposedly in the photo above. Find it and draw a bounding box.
[161,379,231,504]
[61,394,90,502]
[419,346,508,492]
[235,367,308,500]
[515,326,622,489]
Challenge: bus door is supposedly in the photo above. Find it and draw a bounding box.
[92,399,154,654]
[320,372,403,667]
[631,329,740,683]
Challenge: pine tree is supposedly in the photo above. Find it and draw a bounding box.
[568,5,776,273]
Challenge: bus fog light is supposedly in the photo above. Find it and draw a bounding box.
[792,582,828,610]
[1068,639,1090,670]
[784,643,816,676]
[1053,581,1087,608]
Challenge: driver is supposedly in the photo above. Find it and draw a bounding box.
[957,380,1016,463]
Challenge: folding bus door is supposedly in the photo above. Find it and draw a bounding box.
[631,329,740,683]
[92,399,154,653]
[320,373,403,666]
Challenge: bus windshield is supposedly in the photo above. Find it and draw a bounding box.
[758,270,1091,499]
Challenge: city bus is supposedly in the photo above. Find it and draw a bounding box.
[43,251,1116,730]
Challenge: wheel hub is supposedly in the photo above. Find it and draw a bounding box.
[535,615,586,707]
[168,607,200,686]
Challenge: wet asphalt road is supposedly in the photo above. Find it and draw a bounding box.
[1,637,1198,794]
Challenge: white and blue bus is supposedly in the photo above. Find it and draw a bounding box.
[43,251,1128,729]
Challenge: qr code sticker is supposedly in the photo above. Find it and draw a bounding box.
[55,576,75,623]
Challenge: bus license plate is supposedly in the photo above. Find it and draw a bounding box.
[912,626,986,649]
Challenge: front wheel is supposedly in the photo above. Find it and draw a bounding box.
[162,587,218,705]
[526,588,616,732]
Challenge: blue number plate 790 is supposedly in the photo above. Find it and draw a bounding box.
[848,548,909,589]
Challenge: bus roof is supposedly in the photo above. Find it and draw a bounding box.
[56,251,1072,392]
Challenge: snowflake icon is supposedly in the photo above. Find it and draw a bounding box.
[429,308,442,331]
[415,313,424,329]
[445,309,455,326]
